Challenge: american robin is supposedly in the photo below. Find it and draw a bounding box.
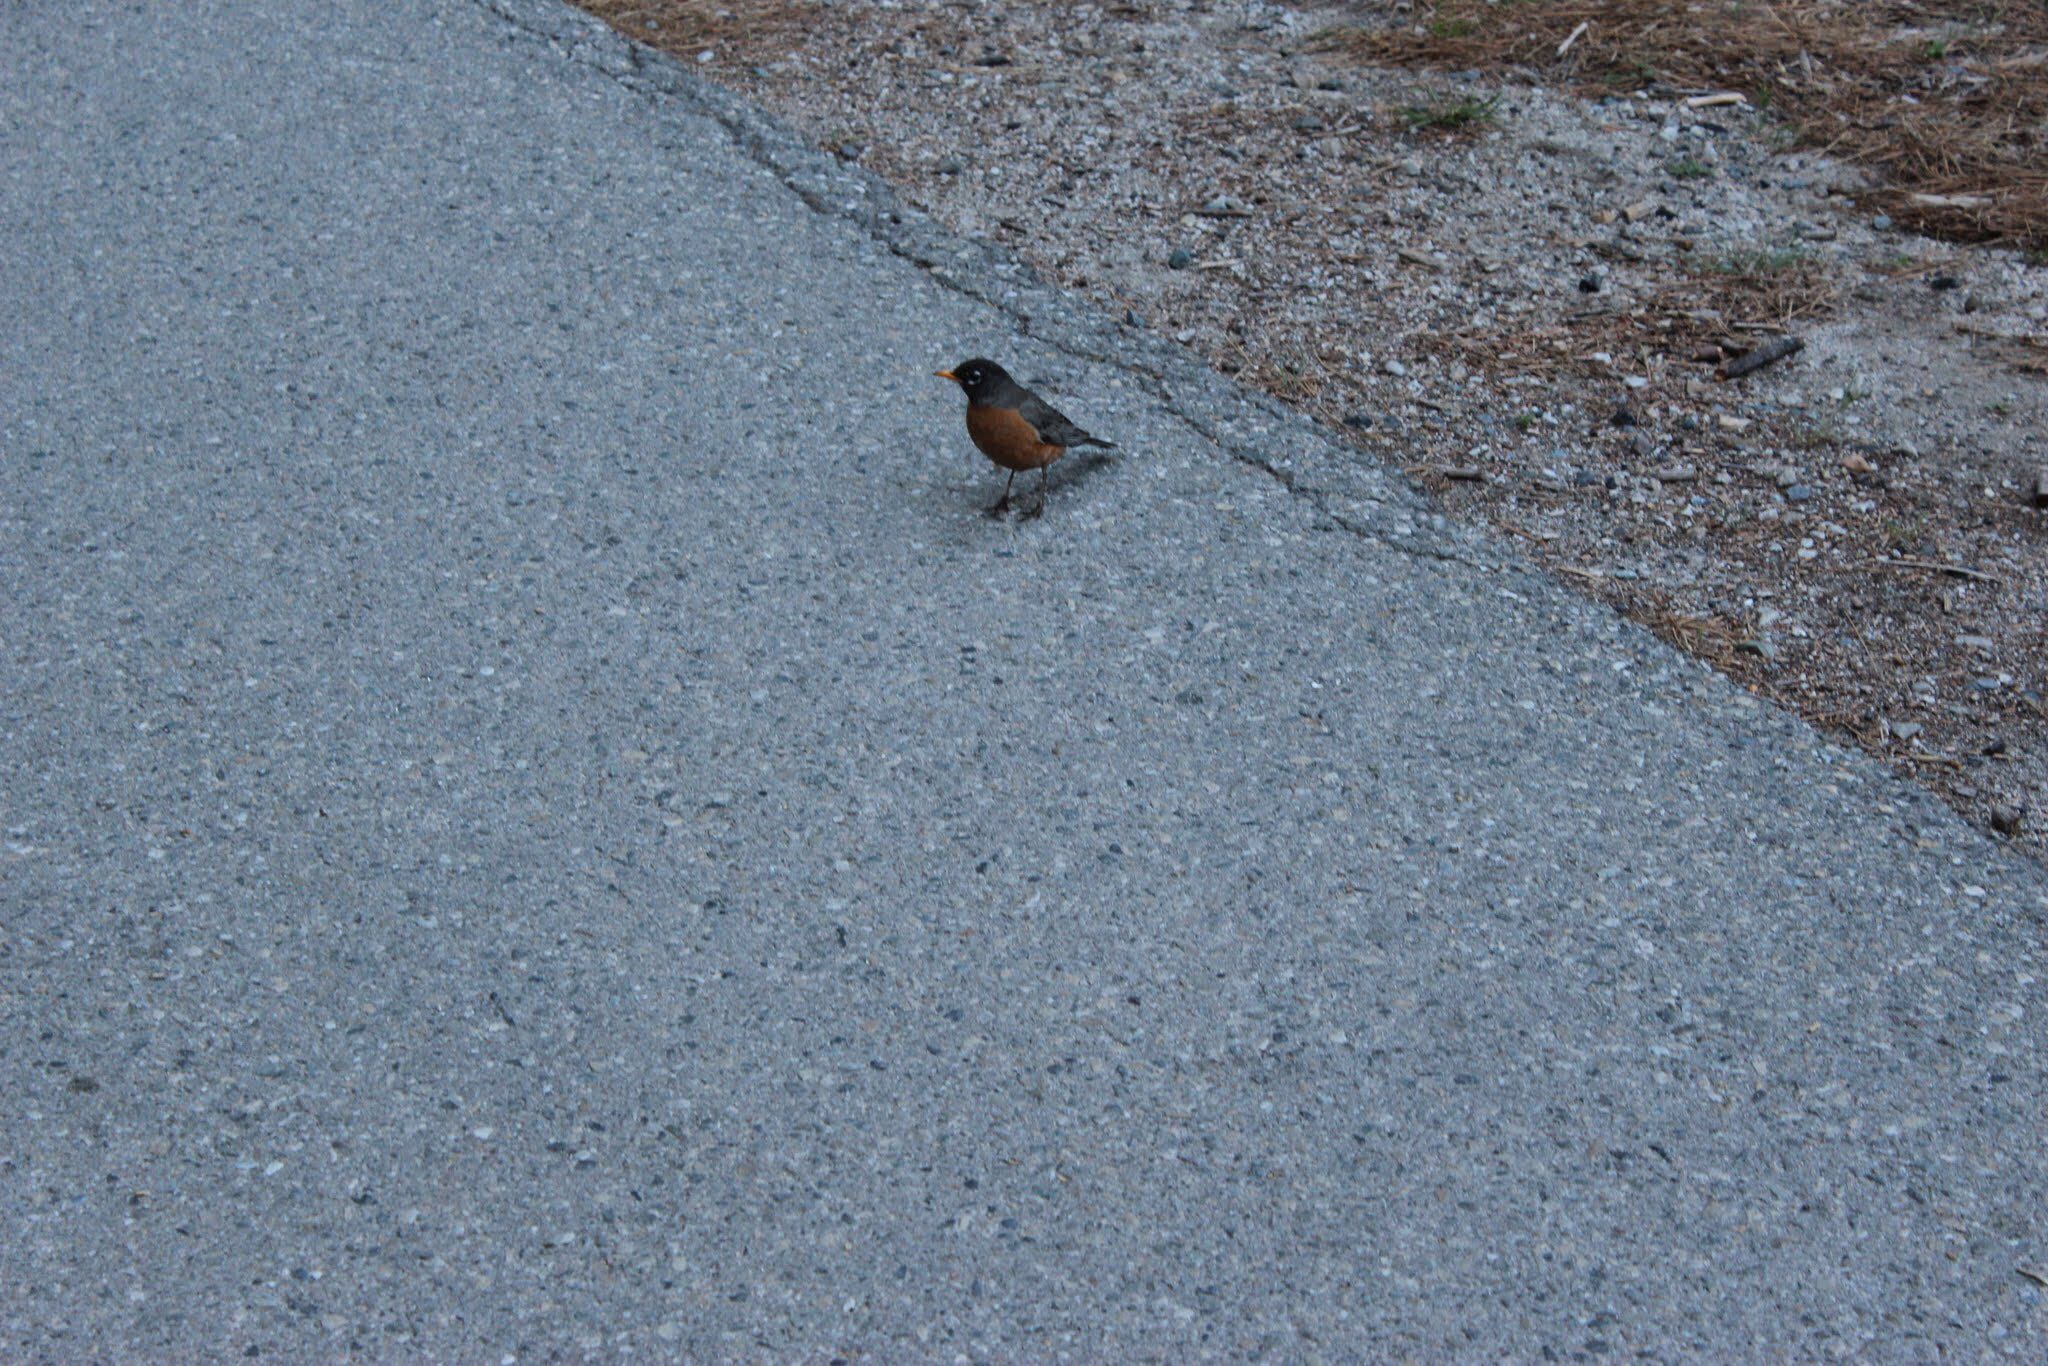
[934,358,1115,516]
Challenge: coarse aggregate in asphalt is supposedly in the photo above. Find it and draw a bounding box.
[1,0,2044,1357]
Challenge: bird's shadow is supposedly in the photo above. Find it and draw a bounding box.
[1054,449,1119,491]
[981,449,1119,518]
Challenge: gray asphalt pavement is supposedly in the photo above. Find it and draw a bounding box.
[4,0,2046,1356]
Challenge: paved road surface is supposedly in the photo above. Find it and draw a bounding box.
[3,0,2044,1356]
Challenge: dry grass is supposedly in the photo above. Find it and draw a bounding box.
[1334,1,2048,250]
[1665,246,1837,337]
[1633,599,1759,672]
[575,0,816,56]
[1413,249,1834,380]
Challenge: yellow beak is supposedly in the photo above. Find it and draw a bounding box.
[934,369,959,383]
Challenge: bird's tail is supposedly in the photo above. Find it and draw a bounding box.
[1077,436,1117,450]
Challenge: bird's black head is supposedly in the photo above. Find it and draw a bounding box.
[934,357,1013,402]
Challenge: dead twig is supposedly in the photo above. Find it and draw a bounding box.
[1874,556,2002,584]
[1720,334,1803,380]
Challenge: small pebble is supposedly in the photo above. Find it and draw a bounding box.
[1167,248,1193,269]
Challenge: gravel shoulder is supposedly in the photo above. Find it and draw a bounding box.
[590,0,2048,858]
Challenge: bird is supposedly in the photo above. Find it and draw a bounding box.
[934,358,1115,516]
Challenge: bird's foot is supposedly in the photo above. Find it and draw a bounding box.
[1020,496,1047,521]
[983,495,1011,518]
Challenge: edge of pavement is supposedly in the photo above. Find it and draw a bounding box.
[468,0,2048,906]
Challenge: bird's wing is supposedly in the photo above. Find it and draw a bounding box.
[1018,392,1113,448]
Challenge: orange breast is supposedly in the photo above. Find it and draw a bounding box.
[966,404,1063,471]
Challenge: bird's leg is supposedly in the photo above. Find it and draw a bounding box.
[985,469,1016,516]
[1022,465,1050,520]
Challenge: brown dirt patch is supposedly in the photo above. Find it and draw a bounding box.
[1333,0,2048,251]
[573,0,815,56]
